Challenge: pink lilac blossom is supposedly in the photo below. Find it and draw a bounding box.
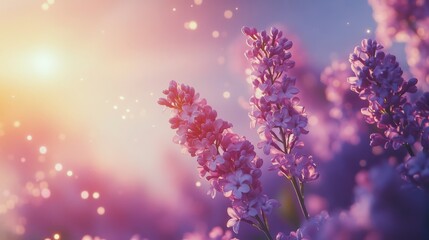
[368,0,429,46]
[159,81,279,234]
[348,39,426,151]
[241,26,319,184]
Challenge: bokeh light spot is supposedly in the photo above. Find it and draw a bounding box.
[92,192,100,199]
[13,121,21,128]
[212,30,220,38]
[223,91,231,99]
[81,191,89,200]
[224,10,233,19]
[194,0,203,5]
[39,146,48,154]
[97,206,105,215]
[54,163,63,172]
[184,21,198,30]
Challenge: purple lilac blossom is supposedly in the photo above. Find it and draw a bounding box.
[319,164,429,240]
[242,26,318,183]
[276,211,329,240]
[159,81,279,234]
[368,0,429,88]
[320,61,366,152]
[348,39,425,151]
[398,151,429,190]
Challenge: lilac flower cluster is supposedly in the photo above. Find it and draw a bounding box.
[398,151,429,190]
[318,165,429,240]
[276,211,329,240]
[242,26,318,184]
[320,61,364,151]
[159,81,278,234]
[348,39,426,150]
[276,165,429,240]
[368,0,429,87]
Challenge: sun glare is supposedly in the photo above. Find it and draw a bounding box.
[32,51,58,76]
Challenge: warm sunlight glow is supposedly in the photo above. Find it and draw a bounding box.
[32,51,58,76]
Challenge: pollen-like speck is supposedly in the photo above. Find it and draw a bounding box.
[20,157,26,163]
[97,206,105,215]
[13,121,21,128]
[81,191,89,199]
[47,0,55,4]
[212,30,220,38]
[92,192,100,199]
[223,91,231,99]
[39,146,48,155]
[359,159,367,167]
[113,105,118,110]
[66,170,73,177]
[26,135,33,141]
[119,96,125,100]
[224,10,233,19]
[195,181,202,187]
[54,163,63,171]
[172,7,176,12]
[194,0,203,5]
[366,29,371,33]
[126,108,131,113]
[53,233,60,240]
[121,115,126,120]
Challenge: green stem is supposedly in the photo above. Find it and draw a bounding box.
[255,215,274,240]
[290,176,309,220]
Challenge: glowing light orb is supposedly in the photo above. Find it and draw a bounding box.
[97,206,105,215]
[92,192,100,199]
[13,121,21,128]
[81,191,89,199]
[212,30,220,38]
[184,21,198,30]
[223,91,231,99]
[39,146,48,154]
[224,10,233,19]
[54,163,63,171]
